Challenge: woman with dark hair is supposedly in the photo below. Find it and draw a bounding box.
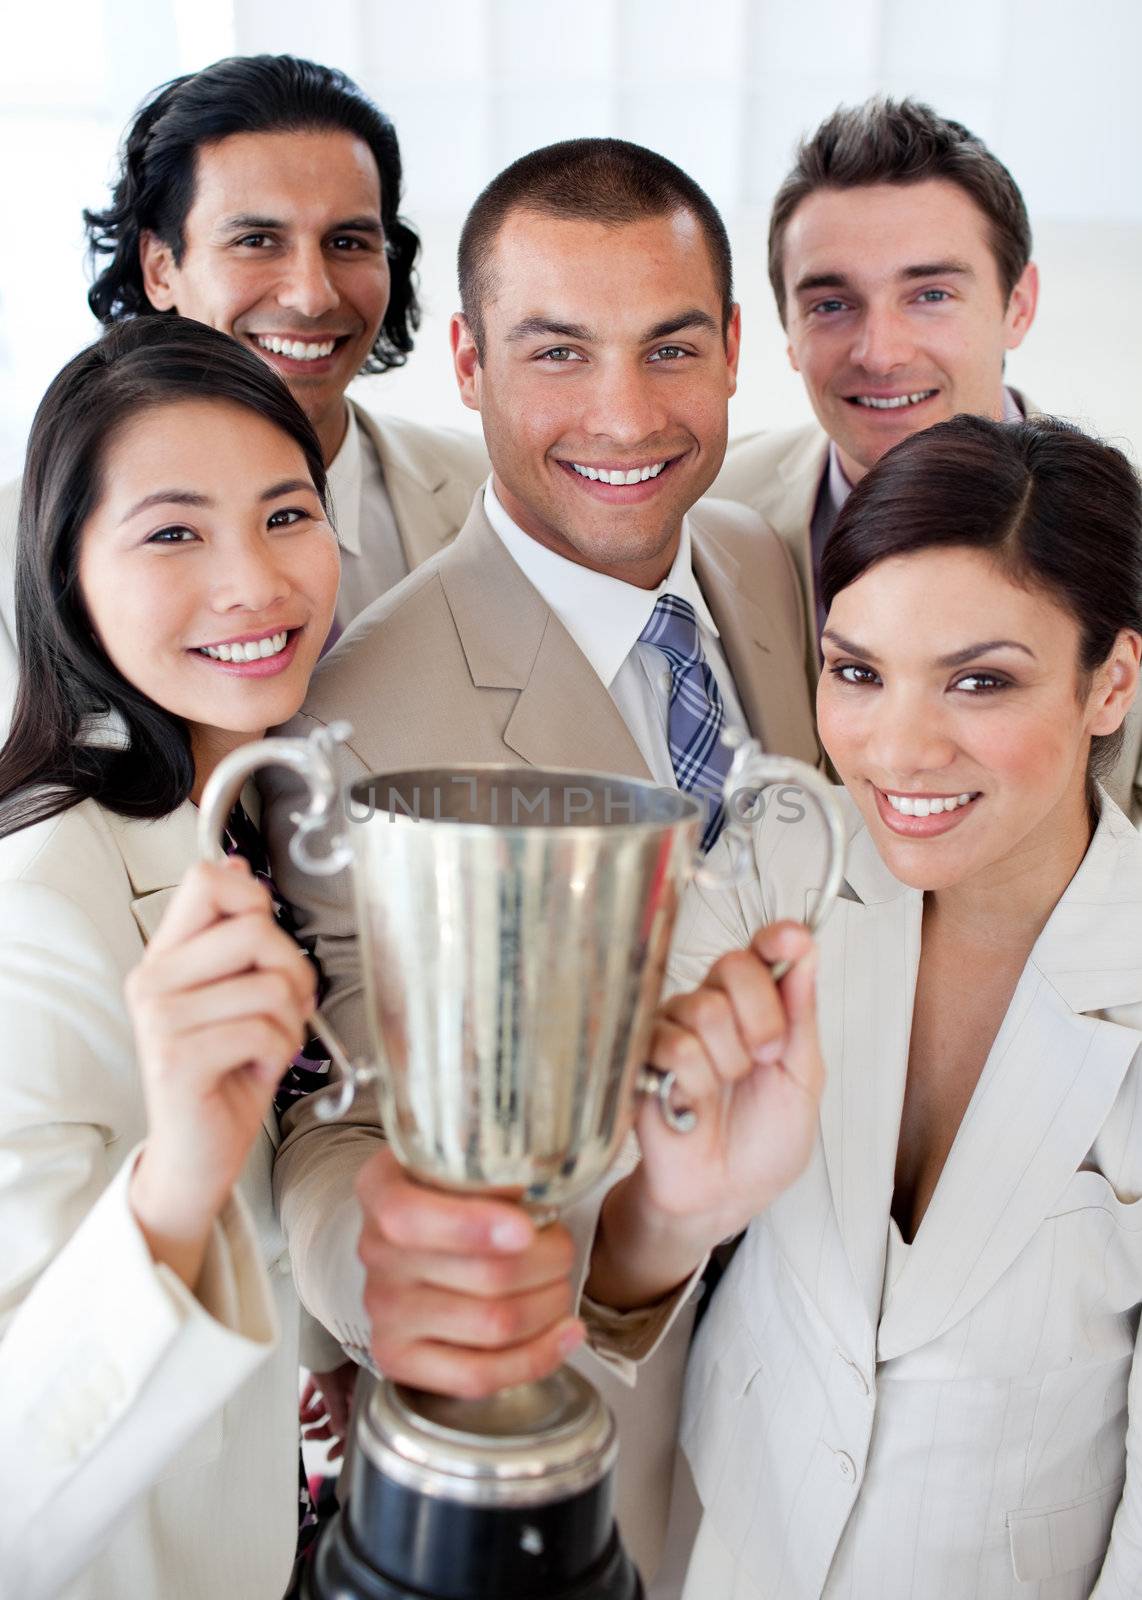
[0,316,343,1598]
[572,414,1142,1597]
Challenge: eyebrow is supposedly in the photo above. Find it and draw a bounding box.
[217,213,383,235]
[793,260,974,296]
[505,308,719,345]
[121,479,317,523]
[822,629,1036,667]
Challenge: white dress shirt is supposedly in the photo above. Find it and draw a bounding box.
[483,481,749,786]
[325,404,410,632]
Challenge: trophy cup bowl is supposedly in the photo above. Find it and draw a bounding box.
[197,734,847,1600]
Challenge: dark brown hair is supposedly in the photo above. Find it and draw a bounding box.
[84,54,420,373]
[458,137,733,356]
[0,316,328,838]
[768,97,1031,325]
[820,414,1142,781]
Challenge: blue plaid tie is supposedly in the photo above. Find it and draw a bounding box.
[640,593,732,852]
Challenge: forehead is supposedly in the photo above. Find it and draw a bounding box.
[827,547,1078,654]
[783,178,999,292]
[482,207,722,333]
[185,128,382,229]
[96,399,305,499]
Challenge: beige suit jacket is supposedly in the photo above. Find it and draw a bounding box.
[263,493,817,1581]
[0,404,489,744]
[713,413,1142,821]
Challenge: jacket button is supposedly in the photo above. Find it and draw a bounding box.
[835,1450,857,1482]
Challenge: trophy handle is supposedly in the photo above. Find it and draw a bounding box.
[637,732,848,1135]
[196,721,378,1122]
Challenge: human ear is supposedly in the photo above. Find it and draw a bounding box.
[450,313,482,413]
[139,230,179,312]
[725,302,742,397]
[1003,260,1039,352]
[1088,628,1142,735]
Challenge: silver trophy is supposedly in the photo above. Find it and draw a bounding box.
[198,734,846,1600]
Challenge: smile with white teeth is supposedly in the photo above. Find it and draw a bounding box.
[884,790,976,817]
[256,336,337,361]
[197,630,290,663]
[570,461,666,484]
[853,390,937,410]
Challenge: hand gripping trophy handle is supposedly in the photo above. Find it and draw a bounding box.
[195,721,380,1122]
[197,725,847,1142]
[634,729,847,1134]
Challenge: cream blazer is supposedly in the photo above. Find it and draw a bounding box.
[711,414,1142,821]
[662,788,1142,1599]
[0,403,489,745]
[0,798,303,1600]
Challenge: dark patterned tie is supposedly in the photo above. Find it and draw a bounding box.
[639,594,733,852]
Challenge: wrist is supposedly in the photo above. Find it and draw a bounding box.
[129,1149,222,1291]
[585,1169,713,1314]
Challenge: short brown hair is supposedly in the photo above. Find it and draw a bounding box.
[820,414,1142,783]
[768,97,1032,325]
[458,137,733,357]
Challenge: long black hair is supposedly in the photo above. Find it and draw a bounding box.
[84,53,420,372]
[0,316,328,839]
[820,413,1142,780]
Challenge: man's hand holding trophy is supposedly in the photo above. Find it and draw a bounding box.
[199,734,845,1600]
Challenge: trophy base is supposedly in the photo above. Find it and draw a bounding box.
[303,1368,642,1600]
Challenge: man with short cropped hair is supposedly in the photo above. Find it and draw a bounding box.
[265,136,818,1586]
[0,54,489,734]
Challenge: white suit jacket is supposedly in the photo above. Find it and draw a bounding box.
[662,789,1142,1598]
[0,799,302,1600]
[0,404,489,745]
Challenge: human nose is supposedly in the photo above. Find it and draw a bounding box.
[581,358,668,449]
[275,242,339,321]
[865,687,958,780]
[849,302,914,376]
[211,537,291,614]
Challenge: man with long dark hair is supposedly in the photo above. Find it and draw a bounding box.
[0,54,488,734]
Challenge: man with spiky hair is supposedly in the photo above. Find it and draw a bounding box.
[713,95,1142,816]
[716,97,1039,672]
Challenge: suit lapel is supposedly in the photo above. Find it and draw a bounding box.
[815,833,920,1333]
[355,404,456,569]
[691,520,819,766]
[877,800,1142,1358]
[438,506,652,780]
[753,430,828,680]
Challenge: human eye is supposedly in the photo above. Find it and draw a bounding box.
[648,344,689,363]
[267,506,311,529]
[811,298,850,317]
[953,671,1009,695]
[329,234,370,251]
[829,662,881,687]
[537,347,585,363]
[916,288,952,304]
[234,232,274,249]
[145,524,198,545]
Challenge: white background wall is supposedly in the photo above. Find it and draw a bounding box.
[1,0,1140,477]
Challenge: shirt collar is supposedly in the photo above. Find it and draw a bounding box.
[482,480,717,689]
[822,384,1027,524]
[325,402,362,556]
